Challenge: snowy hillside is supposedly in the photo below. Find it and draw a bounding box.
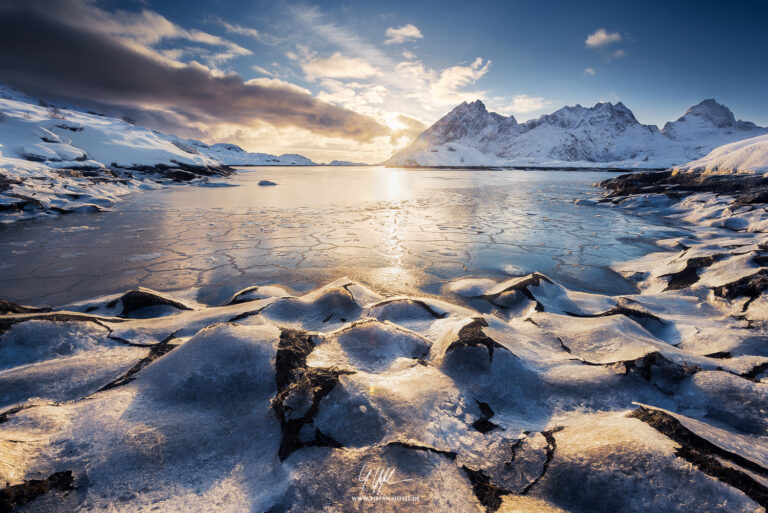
[0,86,323,222]
[386,99,768,168]
[675,134,768,174]
[0,88,232,222]
[166,136,317,166]
[0,89,221,172]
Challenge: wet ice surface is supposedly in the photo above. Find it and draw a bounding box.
[0,167,684,307]
[4,174,768,512]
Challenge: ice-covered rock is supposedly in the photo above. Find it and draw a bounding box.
[2,269,768,511]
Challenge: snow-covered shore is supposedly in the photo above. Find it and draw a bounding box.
[3,169,768,510]
[0,90,234,222]
[0,87,323,223]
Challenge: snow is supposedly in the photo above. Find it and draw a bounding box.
[675,134,768,174]
[3,242,768,510]
[0,89,219,170]
[165,136,318,166]
[387,99,768,168]
[0,85,317,223]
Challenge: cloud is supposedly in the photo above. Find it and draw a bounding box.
[252,65,272,76]
[387,114,426,143]
[0,0,389,142]
[585,28,622,47]
[301,52,381,80]
[396,57,492,106]
[207,16,280,45]
[245,77,312,96]
[384,24,423,45]
[505,94,552,114]
[612,49,627,59]
[584,67,596,75]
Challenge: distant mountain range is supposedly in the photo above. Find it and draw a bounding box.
[385,99,768,169]
[165,137,318,166]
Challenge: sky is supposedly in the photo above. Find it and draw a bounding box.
[1,0,766,163]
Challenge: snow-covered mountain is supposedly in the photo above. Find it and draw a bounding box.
[326,160,369,166]
[0,88,235,221]
[0,86,322,221]
[166,136,317,166]
[0,88,222,173]
[386,99,768,168]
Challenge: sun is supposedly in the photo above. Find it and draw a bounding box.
[382,113,407,131]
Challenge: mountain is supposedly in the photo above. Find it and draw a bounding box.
[166,136,317,166]
[326,160,369,166]
[0,86,237,221]
[0,87,222,173]
[386,99,768,168]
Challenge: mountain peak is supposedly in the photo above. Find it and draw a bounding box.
[454,99,487,114]
[679,99,736,127]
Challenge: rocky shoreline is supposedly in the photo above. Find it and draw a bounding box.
[600,169,768,206]
[0,163,232,222]
[2,174,768,511]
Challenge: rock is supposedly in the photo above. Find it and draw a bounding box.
[258,180,277,186]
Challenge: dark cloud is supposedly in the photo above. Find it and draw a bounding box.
[0,1,389,142]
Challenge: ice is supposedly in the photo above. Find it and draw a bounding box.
[2,264,768,510]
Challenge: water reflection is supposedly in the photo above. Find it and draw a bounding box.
[0,167,687,306]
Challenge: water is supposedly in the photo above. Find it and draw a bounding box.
[0,166,686,306]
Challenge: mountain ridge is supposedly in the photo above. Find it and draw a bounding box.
[386,99,768,168]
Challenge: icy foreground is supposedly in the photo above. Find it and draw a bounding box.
[3,197,768,512]
[386,99,768,168]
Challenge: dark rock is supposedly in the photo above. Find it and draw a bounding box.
[98,332,180,391]
[258,180,277,186]
[617,351,699,392]
[662,254,720,291]
[461,466,510,512]
[0,471,74,513]
[713,269,768,310]
[0,299,51,315]
[385,440,457,460]
[601,170,768,207]
[519,428,561,495]
[106,288,192,318]
[163,169,197,182]
[472,400,500,433]
[0,404,36,425]
[630,407,768,507]
[271,329,354,460]
[446,318,511,363]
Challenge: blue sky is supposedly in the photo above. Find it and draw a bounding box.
[3,0,767,162]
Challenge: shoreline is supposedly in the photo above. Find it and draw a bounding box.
[384,164,669,172]
[2,171,768,510]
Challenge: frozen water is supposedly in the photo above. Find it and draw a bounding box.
[0,167,684,307]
